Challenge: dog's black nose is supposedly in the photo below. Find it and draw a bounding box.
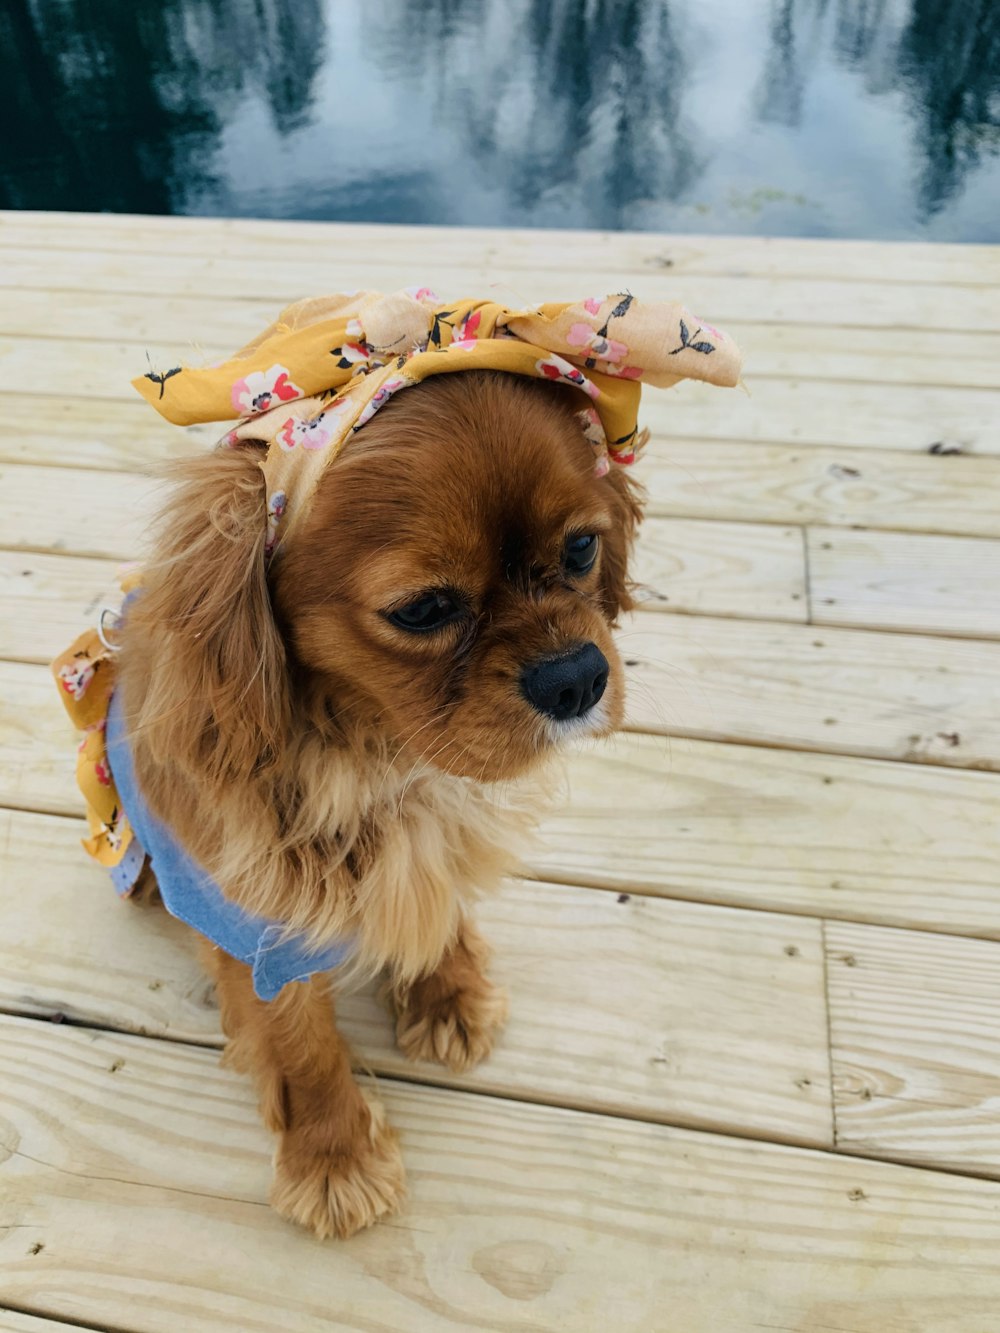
[521,643,610,721]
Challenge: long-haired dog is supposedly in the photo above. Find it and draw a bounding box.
[117,371,643,1238]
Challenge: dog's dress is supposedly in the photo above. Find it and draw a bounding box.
[52,616,351,1001]
[54,287,743,1000]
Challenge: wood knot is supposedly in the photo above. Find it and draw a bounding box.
[473,1240,566,1301]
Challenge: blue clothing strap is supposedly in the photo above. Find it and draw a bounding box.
[106,688,353,1000]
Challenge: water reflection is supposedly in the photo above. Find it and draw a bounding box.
[1,0,325,213]
[2,0,998,238]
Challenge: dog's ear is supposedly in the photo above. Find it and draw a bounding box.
[126,446,291,787]
[598,458,646,624]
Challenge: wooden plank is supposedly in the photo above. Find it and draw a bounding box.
[4,209,999,286]
[6,334,999,455]
[641,377,1000,456]
[0,526,806,668]
[828,922,1000,1177]
[642,437,1000,539]
[0,552,125,663]
[16,670,1000,938]
[535,732,1000,938]
[0,1315,87,1333]
[0,464,159,561]
[4,1016,1000,1333]
[618,612,1000,770]
[647,519,803,625]
[0,808,832,1145]
[808,528,1000,640]
[3,244,999,335]
[6,291,999,389]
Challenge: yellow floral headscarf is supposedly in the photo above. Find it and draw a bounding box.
[133,287,742,558]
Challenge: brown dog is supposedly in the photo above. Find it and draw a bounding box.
[117,369,643,1238]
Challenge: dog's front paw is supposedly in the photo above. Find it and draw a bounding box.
[271,1093,405,1240]
[395,975,509,1074]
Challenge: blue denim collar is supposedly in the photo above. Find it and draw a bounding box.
[106,688,353,1000]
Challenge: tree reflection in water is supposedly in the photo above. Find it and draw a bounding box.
[1,0,997,236]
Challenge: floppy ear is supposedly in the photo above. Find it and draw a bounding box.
[124,445,291,788]
[599,458,646,624]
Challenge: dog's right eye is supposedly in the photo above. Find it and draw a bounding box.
[386,591,462,634]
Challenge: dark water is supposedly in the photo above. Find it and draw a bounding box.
[3,0,999,240]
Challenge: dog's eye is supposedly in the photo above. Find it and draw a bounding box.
[564,533,599,575]
[386,591,462,634]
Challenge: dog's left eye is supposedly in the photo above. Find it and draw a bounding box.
[564,533,599,575]
[386,591,463,634]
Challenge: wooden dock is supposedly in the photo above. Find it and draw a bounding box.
[2,212,1000,1332]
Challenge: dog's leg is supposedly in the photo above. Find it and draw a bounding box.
[202,943,405,1239]
[388,916,509,1074]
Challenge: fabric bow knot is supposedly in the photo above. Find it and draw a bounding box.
[133,287,743,558]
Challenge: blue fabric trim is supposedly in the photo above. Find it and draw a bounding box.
[110,836,147,897]
[105,688,353,1000]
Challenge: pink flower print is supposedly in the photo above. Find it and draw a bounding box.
[353,375,409,429]
[95,759,112,787]
[278,408,343,453]
[448,339,479,351]
[346,318,364,338]
[605,363,644,379]
[566,323,629,364]
[59,657,95,701]
[265,490,287,556]
[593,453,610,478]
[693,317,722,342]
[405,285,440,303]
[453,309,482,342]
[575,405,607,450]
[231,365,302,417]
[534,355,600,399]
[583,297,604,315]
[220,428,242,448]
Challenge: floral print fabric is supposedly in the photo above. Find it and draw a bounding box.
[132,288,742,560]
[52,624,143,895]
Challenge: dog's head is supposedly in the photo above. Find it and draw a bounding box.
[131,371,642,788]
[273,372,643,782]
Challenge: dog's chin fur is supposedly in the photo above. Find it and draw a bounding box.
[118,371,643,984]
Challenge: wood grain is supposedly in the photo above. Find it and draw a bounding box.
[808,527,1000,639]
[642,437,1000,538]
[0,808,832,1144]
[532,731,1000,937]
[618,611,1000,769]
[0,464,159,561]
[4,210,999,285]
[3,1014,1000,1333]
[0,1314,87,1333]
[2,236,998,332]
[829,922,1000,1176]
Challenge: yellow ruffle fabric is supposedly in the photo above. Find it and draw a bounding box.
[51,629,133,873]
[132,288,742,558]
[51,572,145,891]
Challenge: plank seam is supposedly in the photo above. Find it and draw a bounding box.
[0,1299,146,1333]
[821,918,838,1150]
[801,527,814,624]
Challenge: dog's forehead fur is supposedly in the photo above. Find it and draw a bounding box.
[296,372,609,603]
